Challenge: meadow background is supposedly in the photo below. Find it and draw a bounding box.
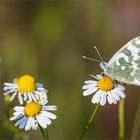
[0,0,140,140]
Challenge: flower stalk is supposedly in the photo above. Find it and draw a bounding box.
[39,125,50,140]
[79,104,100,140]
[119,98,125,140]
[130,99,140,140]
[45,129,50,140]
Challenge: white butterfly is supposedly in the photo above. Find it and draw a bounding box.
[85,36,140,85]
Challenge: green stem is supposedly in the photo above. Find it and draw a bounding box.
[79,104,100,140]
[45,129,50,140]
[39,125,50,140]
[130,100,140,140]
[119,99,125,140]
[39,125,46,140]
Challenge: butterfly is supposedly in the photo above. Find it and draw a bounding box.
[84,36,140,86]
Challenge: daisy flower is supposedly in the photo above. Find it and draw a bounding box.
[10,101,57,130]
[82,74,126,106]
[3,75,48,104]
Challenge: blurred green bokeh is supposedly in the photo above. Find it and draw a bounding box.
[0,0,140,140]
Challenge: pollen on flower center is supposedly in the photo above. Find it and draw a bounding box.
[24,102,42,117]
[18,75,35,92]
[98,76,114,91]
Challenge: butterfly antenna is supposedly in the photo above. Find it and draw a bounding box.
[93,46,103,62]
[83,56,101,63]
[93,46,104,62]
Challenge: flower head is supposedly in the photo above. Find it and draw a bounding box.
[10,101,57,131]
[3,74,48,104]
[83,74,126,106]
[18,75,35,92]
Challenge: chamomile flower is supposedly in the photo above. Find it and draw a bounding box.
[3,75,48,104]
[10,101,57,130]
[83,74,126,106]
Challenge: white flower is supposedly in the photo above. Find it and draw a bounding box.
[10,101,57,131]
[3,75,48,104]
[83,74,126,106]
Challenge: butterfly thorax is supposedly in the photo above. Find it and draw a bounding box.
[100,62,111,77]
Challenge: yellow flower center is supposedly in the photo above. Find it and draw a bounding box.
[98,76,114,91]
[18,75,35,92]
[24,102,42,117]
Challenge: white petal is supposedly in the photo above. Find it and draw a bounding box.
[43,106,57,111]
[3,91,10,96]
[40,99,48,106]
[19,117,28,129]
[15,116,26,128]
[37,87,48,92]
[23,92,28,101]
[4,86,17,91]
[36,115,47,128]
[35,91,48,101]
[10,92,18,101]
[18,92,23,105]
[10,114,24,121]
[83,87,98,96]
[13,111,24,116]
[39,114,52,125]
[91,94,97,104]
[36,83,44,88]
[30,92,37,102]
[117,84,125,91]
[84,80,98,84]
[14,106,24,111]
[3,90,17,95]
[114,88,126,98]
[92,90,101,104]
[4,83,16,86]
[107,92,113,104]
[30,118,38,130]
[100,92,107,106]
[39,91,48,100]
[34,91,41,95]
[82,84,97,90]
[111,90,120,101]
[96,74,103,79]
[109,92,117,104]
[25,118,32,131]
[113,99,117,104]
[27,92,32,102]
[15,118,23,127]
[41,111,57,120]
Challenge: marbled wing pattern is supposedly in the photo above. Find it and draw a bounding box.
[107,36,140,85]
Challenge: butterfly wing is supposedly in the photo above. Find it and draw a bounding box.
[107,36,140,85]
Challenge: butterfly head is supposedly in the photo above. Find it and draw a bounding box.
[100,62,110,75]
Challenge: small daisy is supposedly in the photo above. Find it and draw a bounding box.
[82,74,126,106]
[3,75,48,104]
[10,101,57,131]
